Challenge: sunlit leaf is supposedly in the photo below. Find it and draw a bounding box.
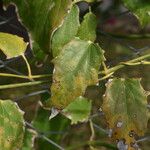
[123,0,150,26]
[102,78,149,148]
[50,38,104,109]
[22,129,36,150]
[0,32,28,58]
[52,5,80,57]
[0,100,24,150]
[4,0,72,53]
[77,12,97,42]
[63,96,92,124]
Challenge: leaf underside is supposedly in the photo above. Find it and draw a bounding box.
[102,78,148,149]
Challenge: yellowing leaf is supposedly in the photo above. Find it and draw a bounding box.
[63,96,92,124]
[0,32,28,58]
[0,100,24,150]
[102,78,149,149]
[50,38,104,109]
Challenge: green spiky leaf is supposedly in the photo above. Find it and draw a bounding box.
[63,96,92,124]
[0,100,24,150]
[50,38,104,109]
[77,12,97,42]
[52,5,80,57]
[102,78,149,148]
[0,32,28,58]
[123,0,150,26]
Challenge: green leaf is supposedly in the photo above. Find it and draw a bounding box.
[32,107,70,150]
[123,0,150,26]
[0,100,24,150]
[0,32,28,58]
[52,5,80,57]
[50,38,104,109]
[63,96,92,124]
[22,129,36,150]
[102,78,149,148]
[77,12,97,42]
[4,0,72,53]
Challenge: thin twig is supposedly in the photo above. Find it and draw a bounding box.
[136,136,150,143]
[0,80,49,90]
[66,140,117,150]
[14,90,49,101]
[25,121,65,150]
[0,17,15,25]
[98,30,150,53]
[98,53,150,81]
[99,32,150,40]
[92,123,108,135]
[0,73,52,79]
[89,120,95,150]
[22,54,32,79]
[0,59,23,75]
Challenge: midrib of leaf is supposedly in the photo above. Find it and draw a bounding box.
[73,43,91,75]
[124,80,131,128]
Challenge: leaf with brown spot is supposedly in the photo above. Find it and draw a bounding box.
[49,38,104,109]
[102,78,149,149]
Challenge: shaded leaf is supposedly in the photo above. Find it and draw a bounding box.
[77,12,97,42]
[22,129,36,150]
[52,5,80,57]
[0,32,28,58]
[4,0,72,53]
[50,38,104,109]
[0,100,24,150]
[102,78,149,149]
[123,0,150,26]
[63,96,92,124]
[32,107,70,150]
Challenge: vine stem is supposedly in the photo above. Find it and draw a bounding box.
[89,119,96,150]
[0,73,52,79]
[22,54,32,79]
[25,121,65,150]
[98,53,150,80]
[0,80,49,90]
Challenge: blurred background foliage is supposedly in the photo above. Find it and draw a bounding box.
[0,0,150,149]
